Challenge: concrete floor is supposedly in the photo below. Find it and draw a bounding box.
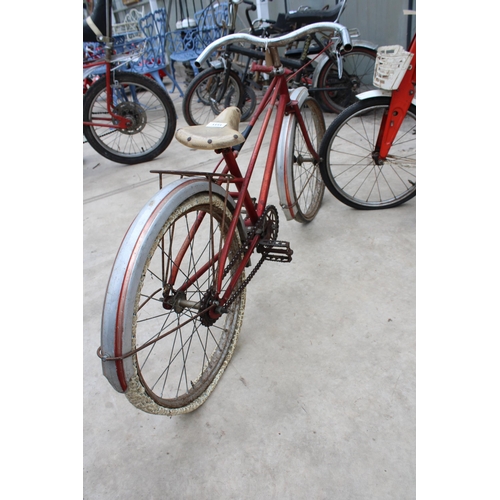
[83,78,416,499]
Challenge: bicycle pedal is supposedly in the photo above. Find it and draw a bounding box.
[257,240,293,262]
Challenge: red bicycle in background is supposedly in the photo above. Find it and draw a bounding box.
[83,0,176,165]
[319,21,416,209]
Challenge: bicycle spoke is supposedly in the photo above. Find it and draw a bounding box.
[122,193,245,409]
[84,73,171,161]
[320,98,416,208]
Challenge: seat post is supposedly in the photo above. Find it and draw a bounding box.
[267,46,282,69]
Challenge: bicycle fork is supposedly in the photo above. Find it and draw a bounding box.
[374,35,416,162]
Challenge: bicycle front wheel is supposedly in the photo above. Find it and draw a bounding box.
[316,47,377,114]
[182,67,245,126]
[319,96,416,209]
[101,185,246,415]
[225,85,256,122]
[83,72,176,164]
[277,91,326,223]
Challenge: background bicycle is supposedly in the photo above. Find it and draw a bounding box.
[319,17,416,209]
[83,0,177,165]
[182,0,377,126]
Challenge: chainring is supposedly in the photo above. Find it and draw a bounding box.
[259,205,279,240]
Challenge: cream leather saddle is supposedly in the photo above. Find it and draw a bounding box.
[175,107,245,151]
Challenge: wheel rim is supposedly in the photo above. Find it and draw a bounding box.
[225,86,256,122]
[88,78,169,159]
[188,73,242,125]
[321,49,376,112]
[291,99,325,221]
[326,105,416,208]
[129,195,245,410]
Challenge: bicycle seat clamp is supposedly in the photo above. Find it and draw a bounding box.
[175,107,245,150]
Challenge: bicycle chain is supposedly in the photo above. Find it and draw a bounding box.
[84,111,118,144]
[222,206,280,309]
[83,128,118,144]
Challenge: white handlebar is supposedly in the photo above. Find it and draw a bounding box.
[194,21,352,68]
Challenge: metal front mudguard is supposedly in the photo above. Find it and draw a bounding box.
[275,86,320,221]
[356,89,417,106]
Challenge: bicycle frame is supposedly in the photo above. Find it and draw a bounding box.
[99,22,352,409]
[83,0,132,130]
[223,35,334,87]
[83,62,133,130]
[160,50,320,325]
[375,34,416,161]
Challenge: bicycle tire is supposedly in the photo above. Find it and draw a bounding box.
[225,85,257,122]
[182,67,245,126]
[101,180,246,415]
[316,47,377,114]
[319,96,416,209]
[277,90,326,223]
[83,72,176,165]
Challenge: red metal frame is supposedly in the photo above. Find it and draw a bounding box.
[167,62,320,323]
[376,34,416,160]
[83,55,132,130]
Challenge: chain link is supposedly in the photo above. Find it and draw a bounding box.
[222,206,280,309]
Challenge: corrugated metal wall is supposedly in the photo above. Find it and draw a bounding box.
[263,0,416,48]
[338,0,416,48]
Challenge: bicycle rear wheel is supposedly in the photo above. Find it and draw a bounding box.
[319,96,416,209]
[83,72,176,164]
[316,47,377,114]
[225,85,256,122]
[101,184,246,415]
[182,67,245,126]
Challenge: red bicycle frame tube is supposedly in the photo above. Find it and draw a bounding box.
[159,59,322,322]
[83,61,132,129]
[376,35,416,160]
[217,71,321,304]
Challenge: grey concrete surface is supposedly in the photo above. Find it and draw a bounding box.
[83,80,416,499]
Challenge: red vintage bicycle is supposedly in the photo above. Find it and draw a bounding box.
[319,28,416,209]
[83,0,176,165]
[98,22,352,415]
